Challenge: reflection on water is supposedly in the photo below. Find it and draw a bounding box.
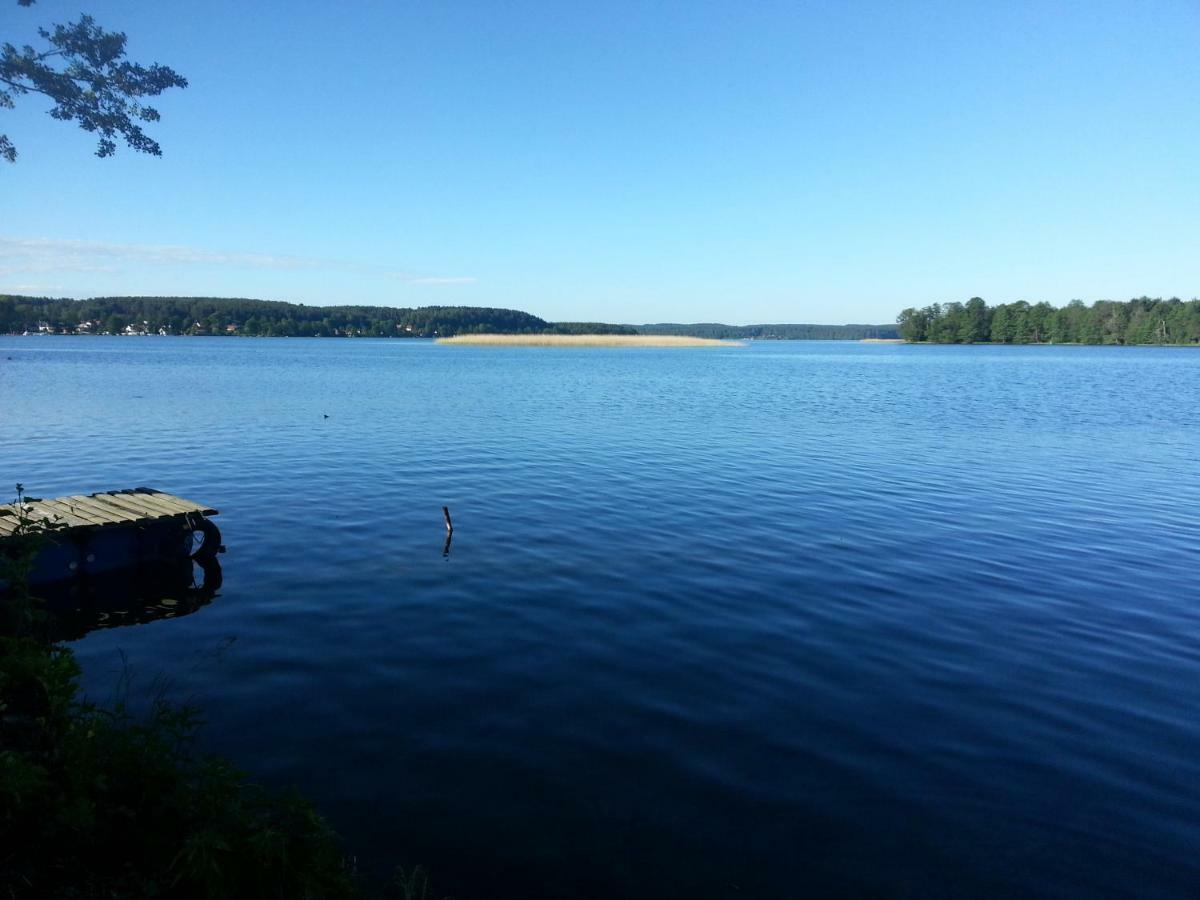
[42,556,223,641]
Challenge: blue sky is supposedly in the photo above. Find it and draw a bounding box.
[1,0,1196,323]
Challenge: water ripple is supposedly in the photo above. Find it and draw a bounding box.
[3,338,1199,898]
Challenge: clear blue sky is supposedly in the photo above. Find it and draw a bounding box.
[1,0,1196,324]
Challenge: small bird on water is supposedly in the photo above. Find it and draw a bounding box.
[323,414,329,419]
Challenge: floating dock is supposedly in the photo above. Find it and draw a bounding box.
[0,488,221,587]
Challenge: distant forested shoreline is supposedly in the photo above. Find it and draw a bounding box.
[0,295,897,340]
[9,293,1197,344]
[898,297,1200,345]
[637,322,899,340]
[0,295,636,338]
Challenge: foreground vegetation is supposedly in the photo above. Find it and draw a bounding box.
[437,333,735,347]
[897,296,1200,345]
[0,490,447,899]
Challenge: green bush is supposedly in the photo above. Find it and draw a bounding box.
[1,486,450,899]
[0,634,360,899]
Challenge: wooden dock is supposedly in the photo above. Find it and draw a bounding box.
[0,488,221,587]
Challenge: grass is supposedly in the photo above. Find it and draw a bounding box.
[436,333,739,347]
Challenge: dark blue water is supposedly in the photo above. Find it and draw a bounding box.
[2,337,1198,898]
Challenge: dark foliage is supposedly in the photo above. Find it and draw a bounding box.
[0,489,450,899]
[1,1,187,163]
[897,296,1200,345]
[638,322,899,340]
[551,321,638,335]
[0,646,360,899]
[1,293,909,341]
[0,294,551,338]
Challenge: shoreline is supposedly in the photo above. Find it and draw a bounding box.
[436,333,739,348]
[6,333,1199,347]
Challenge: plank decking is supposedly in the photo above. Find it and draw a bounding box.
[0,488,218,539]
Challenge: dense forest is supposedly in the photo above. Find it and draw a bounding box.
[898,297,1200,345]
[638,322,899,339]
[0,295,581,337]
[549,321,637,335]
[0,295,891,339]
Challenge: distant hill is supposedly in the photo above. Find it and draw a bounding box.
[637,322,899,340]
[0,295,551,337]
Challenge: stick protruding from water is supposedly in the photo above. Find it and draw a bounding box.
[442,506,453,534]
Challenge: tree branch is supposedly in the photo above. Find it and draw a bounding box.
[2,6,185,163]
[0,75,57,100]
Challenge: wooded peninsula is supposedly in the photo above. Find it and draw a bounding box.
[0,295,603,338]
[0,295,897,339]
[898,297,1200,345]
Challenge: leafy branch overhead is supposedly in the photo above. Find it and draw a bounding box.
[1,0,186,162]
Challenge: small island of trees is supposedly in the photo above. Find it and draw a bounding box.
[898,297,1200,345]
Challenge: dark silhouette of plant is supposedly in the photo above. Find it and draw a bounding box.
[0,483,64,638]
[1,0,187,163]
[0,485,364,899]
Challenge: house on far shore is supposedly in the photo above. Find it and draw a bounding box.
[225,324,238,334]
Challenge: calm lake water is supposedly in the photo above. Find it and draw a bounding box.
[2,336,1199,898]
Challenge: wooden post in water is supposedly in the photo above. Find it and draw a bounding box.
[442,506,453,534]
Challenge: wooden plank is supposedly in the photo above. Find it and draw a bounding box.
[0,500,96,534]
[67,495,141,524]
[27,499,98,530]
[66,495,137,524]
[90,493,174,521]
[116,491,202,517]
[109,492,205,521]
[54,498,117,527]
[0,489,218,545]
[128,489,217,516]
[48,501,111,528]
[95,492,167,518]
[20,501,71,527]
[60,495,132,526]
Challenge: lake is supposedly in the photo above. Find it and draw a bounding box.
[2,336,1198,898]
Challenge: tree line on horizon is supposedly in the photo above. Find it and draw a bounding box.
[0,295,640,338]
[636,322,899,340]
[898,297,1200,345]
[0,295,897,339]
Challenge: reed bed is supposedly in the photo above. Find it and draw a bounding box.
[437,333,738,348]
